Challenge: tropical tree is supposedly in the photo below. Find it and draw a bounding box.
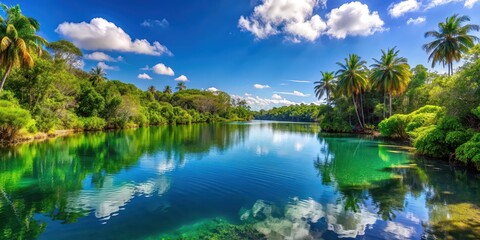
[163,85,172,94]
[0,4,47,92]
[423,14,479,76]
[147,85,156,94]
[370,47,411,118]
[336,54,369,129]
[176,82,186,91]
[314,71,335,105]
[47,39,82,69]
[89,66,106,86]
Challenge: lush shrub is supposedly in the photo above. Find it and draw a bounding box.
[379,105,445,138]
[317,105,352,133]
[379,114,408,138]
[0,100,35,140]
[445,130,474,149]
[172,107,192,124]
[455,134,480,170]
[81,117,106,131]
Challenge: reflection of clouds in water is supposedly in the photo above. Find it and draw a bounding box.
[242,198,378,239]
[255,145,269,156]
[67,175,171,219]
[325,203,377,238]
[67,174,171,220]
[383,221,415,239]
[294,142,304,152]
[405,212,421,224]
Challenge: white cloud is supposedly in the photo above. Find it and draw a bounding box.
[464,0,479,7]
[388,0,420,18]
[97,62,118,71]
[73,60,84,69]
[238,0,327,42]
[84,52,123,62]
[152,63,174,76]
[289,80,311,83]
[245,93,253,97]
[407,17,426,25]
[56,18,172,56]
[174,75,189,82]
[271,93,283,99]
[425,0,462,9]
[274,90,310,97]
[140,65,151,70]
[254,84,271,89]
[138,73,152,80]
[326,2,386,39]
[206,87,219,92]
[141,19,169,28]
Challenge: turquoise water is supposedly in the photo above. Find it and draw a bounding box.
[0,121,479,239]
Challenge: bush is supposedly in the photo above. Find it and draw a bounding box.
[81,117,106,131]
[378,114,408,138]
[0,100,35,140]
[455,134,480,170]
[172,107,192,124]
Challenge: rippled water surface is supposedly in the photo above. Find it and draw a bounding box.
[1,121,479,239]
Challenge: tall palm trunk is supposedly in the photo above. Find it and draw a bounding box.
[389,92,393,117]
[383,90,386,119]
[352,95,364,129]
[359,92,366,126]
[0,65,13,93]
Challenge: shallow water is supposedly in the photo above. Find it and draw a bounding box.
[0,121,479,239]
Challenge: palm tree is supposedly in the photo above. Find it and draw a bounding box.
[423,14,479,76]
[176,82,186,91]
[336,54,369,129]
[89,66,106,86]
[314,71,335,105]
[163,85,172,94]
[147,85,156,94]
[0,4,47,92]
[370,48,411,118]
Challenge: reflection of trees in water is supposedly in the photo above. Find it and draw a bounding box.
[314,135,480,239]
[0,123,248,239]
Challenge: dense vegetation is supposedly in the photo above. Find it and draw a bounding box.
[0,5,252,142]
[310,14,480,169]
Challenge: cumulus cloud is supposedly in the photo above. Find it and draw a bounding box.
[254,84,271,89]
[271,93,283,100]
[326,2,386,39]
[56,18,172,56]
[388,0,420,18]
[464,0,479,7]
[425,0,467,9]
[407,17,426,25]
[84,52,123,62]
[138,73,152,80]
[238,0,327,42]
[152,63,174,76]
[274,90,310,97]
[141,19,169,28]
[206,87,219,92]
[239,1,386,41]
[97,62,118,71]
[174,75,189,82]
[140,65,151,70]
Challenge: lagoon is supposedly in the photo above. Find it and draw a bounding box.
[0,121,479,239]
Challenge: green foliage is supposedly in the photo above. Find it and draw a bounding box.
[379,114,408,138]
[316,105,352,132]
[255,104,319,122]
[0,100,34,140]
[81,116,106,131]
[76,85,105,117]
[455,134,480,170]
[379,105,444,138]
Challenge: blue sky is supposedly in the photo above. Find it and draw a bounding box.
[7,0,480,110]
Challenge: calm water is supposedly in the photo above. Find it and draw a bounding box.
[1,121,479,239]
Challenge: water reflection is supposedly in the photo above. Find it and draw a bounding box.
[0,122,479,239]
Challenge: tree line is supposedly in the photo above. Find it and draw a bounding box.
[0,4,253,142]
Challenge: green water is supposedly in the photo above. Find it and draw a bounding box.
[0,121,479,239]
